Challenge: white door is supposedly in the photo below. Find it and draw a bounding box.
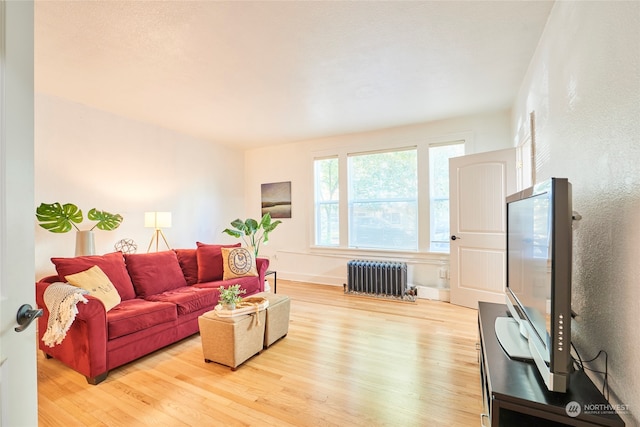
[0,2,38,426]
[449,148,517,309]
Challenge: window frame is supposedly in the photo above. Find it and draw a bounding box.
[347,147,418,251]
[427,141,465,252]
[310,134,469,254]
[313,156,340,247]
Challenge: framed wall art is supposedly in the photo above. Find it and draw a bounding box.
[261,181,291,218]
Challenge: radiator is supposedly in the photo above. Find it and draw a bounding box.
[346,260,408,298]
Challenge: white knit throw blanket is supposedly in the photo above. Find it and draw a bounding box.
[42,282,89,347]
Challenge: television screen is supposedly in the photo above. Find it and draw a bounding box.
[501,177,572,393]
[507,191,553,348]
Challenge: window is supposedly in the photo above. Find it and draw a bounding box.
[313,140,464,252]
[429,143,464,251]
[348,149,417,250]
[314,157,339,246]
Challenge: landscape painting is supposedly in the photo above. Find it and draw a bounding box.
[261,181,292,218]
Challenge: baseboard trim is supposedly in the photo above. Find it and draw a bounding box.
[274,271,343,287]
[416,285,450,302]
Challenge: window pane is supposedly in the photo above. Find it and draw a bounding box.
[348,149,417,250]
[429,143,464,252]
[314,157,339,246]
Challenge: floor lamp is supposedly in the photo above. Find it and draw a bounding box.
[145,212,172,252]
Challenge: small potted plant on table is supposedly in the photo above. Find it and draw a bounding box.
[218,284,246,310]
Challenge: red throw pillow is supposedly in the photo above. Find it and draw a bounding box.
[174,249,198,285]
[51,251,136,301]
[124,250,187,298]
[196,242,240,283]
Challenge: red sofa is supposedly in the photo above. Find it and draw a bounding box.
[35,245,268,384]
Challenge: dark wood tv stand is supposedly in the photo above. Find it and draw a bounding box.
[478,302,624,426]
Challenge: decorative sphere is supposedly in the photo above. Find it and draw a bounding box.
[114,238,137,254]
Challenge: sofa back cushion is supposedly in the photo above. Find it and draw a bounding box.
[125,250,187,297]
[174,249,198,285]
[52,252,137,301]
[196,242,240,283]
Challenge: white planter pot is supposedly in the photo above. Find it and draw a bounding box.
[75,230,96,256]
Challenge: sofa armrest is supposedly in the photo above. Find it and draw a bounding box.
[35,278,109,380]
[256,257,270,291]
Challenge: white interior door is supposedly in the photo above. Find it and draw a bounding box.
[449,148,516,309]
[0,2,37,425]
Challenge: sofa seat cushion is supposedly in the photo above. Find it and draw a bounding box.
[145,286,218,316]
[125,251,188,298]
[107,299,177,340]
[52,252,137,301]
[194,275,262,296]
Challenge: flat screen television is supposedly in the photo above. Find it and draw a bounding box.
[496,177,573,393]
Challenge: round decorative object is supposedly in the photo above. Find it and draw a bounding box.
[114,238,137,254]
[227,247,253,275]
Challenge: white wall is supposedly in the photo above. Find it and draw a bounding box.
[513,2,640,423]
[34,93,245,278]
[245,110,511,288]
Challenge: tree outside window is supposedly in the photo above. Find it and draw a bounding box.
[429,143,464,252]
[348,149,417,250]
[314,157,339,246]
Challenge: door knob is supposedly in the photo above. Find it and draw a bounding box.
[451,235,460,240]
[15,304,43,333]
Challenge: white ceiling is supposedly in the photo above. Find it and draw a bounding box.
[35,1,554,149]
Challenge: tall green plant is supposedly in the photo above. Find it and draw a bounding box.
[36,202,123,233]
[222,213,281,257]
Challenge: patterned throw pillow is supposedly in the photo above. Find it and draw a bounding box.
[221,247,258,280]
[64,265,121,311]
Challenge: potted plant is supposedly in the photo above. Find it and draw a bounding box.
[218,284,246,310]
[222,212,281,258]
[35,202,123,256]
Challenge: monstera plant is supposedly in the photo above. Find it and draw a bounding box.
[36,202,123,233]
[222,212,281,257]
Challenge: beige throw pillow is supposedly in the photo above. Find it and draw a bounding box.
[65,265,121,311]
[221,247,258,280]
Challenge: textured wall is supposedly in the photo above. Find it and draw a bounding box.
[513,2,640,423]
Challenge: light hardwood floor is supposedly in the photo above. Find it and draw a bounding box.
[38,280,483,426]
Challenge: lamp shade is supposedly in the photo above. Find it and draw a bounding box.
[144,212,172,229]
